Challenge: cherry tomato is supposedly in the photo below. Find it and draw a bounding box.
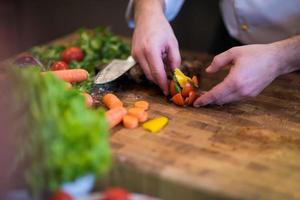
[187,91,197,105]
[50,190,72,200]
[171,93,185,106]
[169,80,178,96]
[191,76,199,88]
[181,82,193,97]
[103,187,129,200]
[61,47,84,63]
[51,61,69,71]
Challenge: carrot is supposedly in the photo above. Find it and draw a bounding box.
[123,115,139,129]
[42,69,88,83]
[128,107,146,122]
[187,91,197,105]
[103,93,123,109]
[82,93,93,107]
[134,100,149,111]
[139,111,148,122]
[105,107,127,129]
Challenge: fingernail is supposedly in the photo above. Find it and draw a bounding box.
[163,90,168,96]
[194,101,205,107]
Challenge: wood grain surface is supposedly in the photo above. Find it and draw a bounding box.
[6,33,300,200]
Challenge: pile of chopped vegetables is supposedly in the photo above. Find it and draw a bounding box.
[12,68,111,197]
[30,27,130,92]
[170,68,199,106]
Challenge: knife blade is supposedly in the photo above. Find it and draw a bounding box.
[94,56,136,84]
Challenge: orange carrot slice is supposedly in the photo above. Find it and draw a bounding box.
[139,111,148,122]
[134,101,149,111]
[82,93,93,107]
[103,93,123,109]
[42,69,88,83]
[105,107,127,129]
[128,107,146,122]
[123,115,139,129]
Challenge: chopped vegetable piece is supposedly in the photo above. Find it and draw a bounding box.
[191,75,199,88]
[61,47,84,63]
[103,187,130,200]
[51,61,69,71]
[171,93,185,106]
[134,100,149,111]
[42,69,88,83]
[103,93,123,109]
[139,111,148,122]
[82,92,93,107]
[123,115,139,129]
[187,91,197,105]
[105,107,127,129]
[143,116,168,133]
[169,80,178,96]
[181,82,193,97]
[50,190,72,200]
[174,68,192,88]
[128,107,146,122]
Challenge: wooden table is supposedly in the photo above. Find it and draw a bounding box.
[8,33,300,200]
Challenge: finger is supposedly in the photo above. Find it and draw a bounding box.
[193,78,236,107]
[206,50,234,73]
[214,92,241,105]
[146,49,169,95]
[167,41,181,71]
[136,53,155,82]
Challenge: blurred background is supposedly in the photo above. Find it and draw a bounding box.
[0,0,226,61]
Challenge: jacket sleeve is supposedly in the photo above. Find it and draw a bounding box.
[125,0,185,28]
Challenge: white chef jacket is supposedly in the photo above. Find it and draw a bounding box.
[126,0,300,44]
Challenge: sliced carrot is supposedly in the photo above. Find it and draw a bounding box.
[105,107,127,129]
[103,93,123,109]
[181,82,193,97]
[123,115,139,129]
[128,107,146,122]
[139,111,148,122]
[42,69,88,83]
[191,76,199,88]
[82,93,93,107]
[134,100,149,111]
[171,93,184,106]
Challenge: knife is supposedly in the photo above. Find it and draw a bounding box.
[94,56,136,84]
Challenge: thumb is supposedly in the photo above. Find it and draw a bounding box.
[206,50,234,73]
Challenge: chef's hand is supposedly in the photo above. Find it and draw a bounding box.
[194,44,283,107]
[132,0,181,95]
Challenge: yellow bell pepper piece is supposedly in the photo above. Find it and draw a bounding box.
[174,68,192,88]
[142,116,168,133]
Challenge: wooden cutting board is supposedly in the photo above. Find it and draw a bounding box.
[8,33,300,200]
[97,52,300,200]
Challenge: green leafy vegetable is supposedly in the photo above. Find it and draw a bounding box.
[30,27,130,92]
[12,68,111,197]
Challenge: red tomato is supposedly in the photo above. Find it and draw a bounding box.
[103,187,129,200]
[187,91,197,105]
[181,82,193,97]
[171,93,185,106]
[50,190,72,200]
[191,75,199,88]
[61,47,84,63]
[169,80,178,96]
[51,61,69,71]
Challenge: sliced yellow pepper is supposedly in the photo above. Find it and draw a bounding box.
[142,116,168,133]
[174,68,192,88]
